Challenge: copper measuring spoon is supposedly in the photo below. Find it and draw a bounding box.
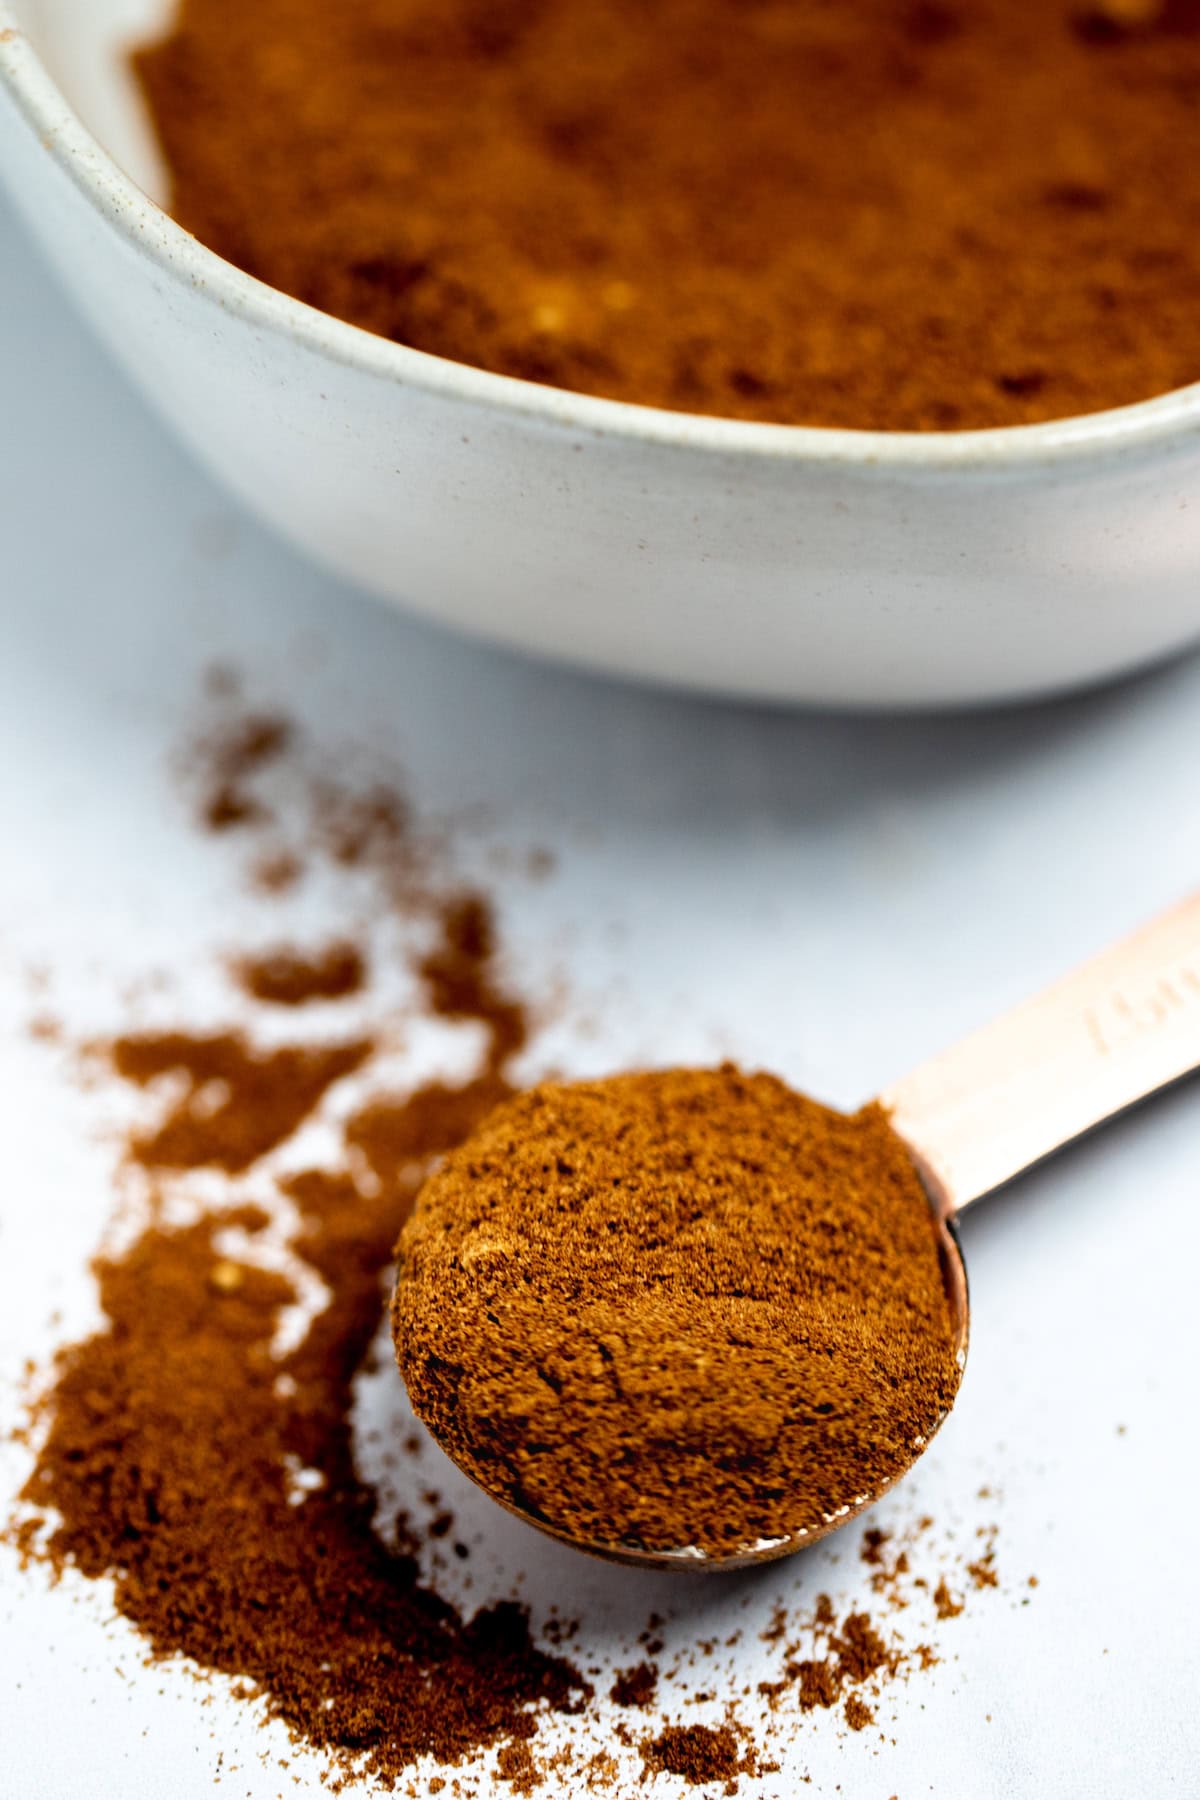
[456,892,1200,1570]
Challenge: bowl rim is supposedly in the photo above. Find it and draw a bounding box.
[5,5,1200,471]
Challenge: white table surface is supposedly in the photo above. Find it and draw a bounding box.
[1,186,1198,1799]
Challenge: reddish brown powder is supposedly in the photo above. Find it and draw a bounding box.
[934,1578,965,1620]
[344,894,525,1181]
[235,940,366,1005]
[638,1723,754,1790]
[349,1071,516,1176]
[17,1182,585,1787]
[862,1528,892,1567]
[394,1069,962,1556]
[833,1613,896,1685]
[7,714,611,1789]
[108,1030,372,1173]
[776,1604,899,1717]
[968,1527,1001,1590]
[251,849,304,894]
[794,1660,841,1713]
[316,781,412,871]
[755,1510,996,1728]
[610,1662,659,1709]
[14,842,592,1787]
[135,0,1200,430]
[861,1527,914,1609]
[8,695,1020,1791]
[195,712,291,831]
[420,895,528,1067]
[495,1740,537,1792]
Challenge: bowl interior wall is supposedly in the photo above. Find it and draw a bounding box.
[9,0,170,201]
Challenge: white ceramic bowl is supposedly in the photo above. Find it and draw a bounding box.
[4,0,1200,707]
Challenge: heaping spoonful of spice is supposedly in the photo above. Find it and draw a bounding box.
[393,893,1200,1569]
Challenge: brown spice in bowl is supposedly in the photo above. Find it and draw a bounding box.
[135,0,1200,430]
[393,1066,961,1556]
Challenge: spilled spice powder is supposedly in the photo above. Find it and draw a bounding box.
[494,1739,540,1794]
[108,1031,372,1173]
[235,939,366,1006]
[968,1526,1001,1591]
[395,1068,961,1555]
[14,856,589,1788]
[349,1069,516,1177]
[638,1723,755,1791]
[769,1601,900,1719]
[250,848,304,894]
[195,711,291,831]
[316,781,412,871]
[861,1527,913,1611]
[833,1613,895,1686]
[754,1511,993,1730]
[420,894,528,1068]
[7,695,1020,1792]
[934,1578,965,1621]
[344,895,526,1181]
[17,1184,586,1786]
[794,1660,840,1713]
[610,1662,659,1710]
[843,1695,874,1732]
[6,711,610,1790]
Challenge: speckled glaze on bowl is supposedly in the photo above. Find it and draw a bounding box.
[3,0,1200,707]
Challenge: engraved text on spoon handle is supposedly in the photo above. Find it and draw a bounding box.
[880,891,1200,1214]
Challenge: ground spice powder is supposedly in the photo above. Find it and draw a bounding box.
[108,1030,373,1173]
[235,939,366,1005]
[193,710,292,832]
[18,1185,587,1786]
[8,695,1016,1791]
[134,0,1200,430]
[610,1662,659,1709]
[17,876,590,1788]
[638,1723,756,1791]
[394,1067,961,1556]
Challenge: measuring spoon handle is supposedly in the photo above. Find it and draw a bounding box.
[880,891,1200,1215]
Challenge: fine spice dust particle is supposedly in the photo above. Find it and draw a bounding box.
[494,1737,539,1794]
[934,1578,966,1621]
[610,1663,659,1709]
[638,1723,756,1793]
[756,1511,1004,1729]
[843,1695,874,1732]
[235,941,366,1006]
[968,1525,1001,1591]
[250,849,304,894]
[195,711,292,831]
